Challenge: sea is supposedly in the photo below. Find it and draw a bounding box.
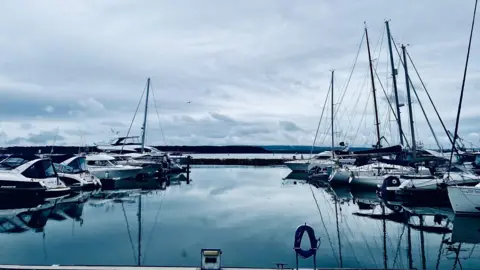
[0,164,479,269]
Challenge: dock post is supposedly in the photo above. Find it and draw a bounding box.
[186,155,191,184]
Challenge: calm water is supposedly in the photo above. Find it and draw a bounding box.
[1,167,479,269]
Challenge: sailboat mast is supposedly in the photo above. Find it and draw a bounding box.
[331,70,335,159]
[141,78,151,153]
[365,25,381,147]
[402,45,416,159]
[138,194,142,266]
[385,21,404,146]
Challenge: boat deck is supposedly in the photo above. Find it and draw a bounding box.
[0,266,415,270]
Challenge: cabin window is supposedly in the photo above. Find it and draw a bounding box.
[22,160,56,179]
[134,148,151,153]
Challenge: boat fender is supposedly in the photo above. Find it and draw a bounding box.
[293,224,319,259]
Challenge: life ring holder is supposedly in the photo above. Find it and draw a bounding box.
[293,224,320,270]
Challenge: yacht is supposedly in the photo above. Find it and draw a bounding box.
[50,154,102,190]
[0,154,70,198]
[111,153,161,176]
[96,136,189,167]
[86,154,144,181]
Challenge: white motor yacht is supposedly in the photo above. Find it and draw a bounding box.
[86,154,143,181]
[0,155,70,198]
[50,154,102,190]
[111,153,162,176]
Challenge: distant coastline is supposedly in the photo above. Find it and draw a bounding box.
[1,145,372,155]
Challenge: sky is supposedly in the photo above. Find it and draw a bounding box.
[0,0,479,148]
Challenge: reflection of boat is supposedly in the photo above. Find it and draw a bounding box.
[0,199,57,234]
[451,216,480,244]
[283,171,309,181]
[50,192,91,222]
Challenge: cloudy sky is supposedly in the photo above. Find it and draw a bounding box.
[0,0,478,147]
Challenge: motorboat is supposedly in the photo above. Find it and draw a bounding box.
[111,153,162,176]
[86,154,143,181]
[0,154,70,198]
[96,136,189,167]
[50,154,102,190]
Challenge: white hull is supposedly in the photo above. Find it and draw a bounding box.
[329,168,351,185]
[349,175,384,188]
[89,167,143,180]
[285,161,309,172]
[448,186,480,215]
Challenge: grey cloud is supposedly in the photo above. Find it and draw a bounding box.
[210,112,237,124]
[100,121,127,128]
[19,123,33,130]
[279,121,303,132]
[7,129,65,145]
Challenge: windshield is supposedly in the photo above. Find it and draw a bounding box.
[67,157,88,173]
[54,163,74,173]
[22,160,57,179]
[0,157,30,170]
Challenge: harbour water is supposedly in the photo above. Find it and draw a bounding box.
[0,167,479,269]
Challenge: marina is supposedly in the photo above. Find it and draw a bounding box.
[1,0,480,269]
[0,167,479,269]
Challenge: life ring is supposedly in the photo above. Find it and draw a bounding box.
[293,224,318,258]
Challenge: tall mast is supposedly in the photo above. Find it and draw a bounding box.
[365,24,381,147]
[141,78,150,153]
[138,194,142,266]
[385,21,404,146]
[402,45,416,160]
[331,70,335,159]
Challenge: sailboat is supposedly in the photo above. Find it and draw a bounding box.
[96,78,188,174]
[331,22,426,189]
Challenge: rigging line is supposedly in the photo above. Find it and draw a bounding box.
[325,27,384,145]
[334,32,365,119]
[391,41,443,151]
[121,202,138,264]
[373,66,410,147]
[448,0,478,174]
[142,189,168,264]
[121,81,148,154]
[392,224,407,269]
[391,40,453,151]
[352,90,372,144]
[309,83,331,158]
[308,184,339,265]
[342,67,370,142]
[150,83,168,146]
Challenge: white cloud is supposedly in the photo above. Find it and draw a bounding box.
[44,105,55,113]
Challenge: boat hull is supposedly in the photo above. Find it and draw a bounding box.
[329,169,351,185]
[285,161,309,172]
[448,186,480,215]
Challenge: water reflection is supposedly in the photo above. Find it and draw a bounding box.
[1,168,480,269]
[305,175,480,270]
